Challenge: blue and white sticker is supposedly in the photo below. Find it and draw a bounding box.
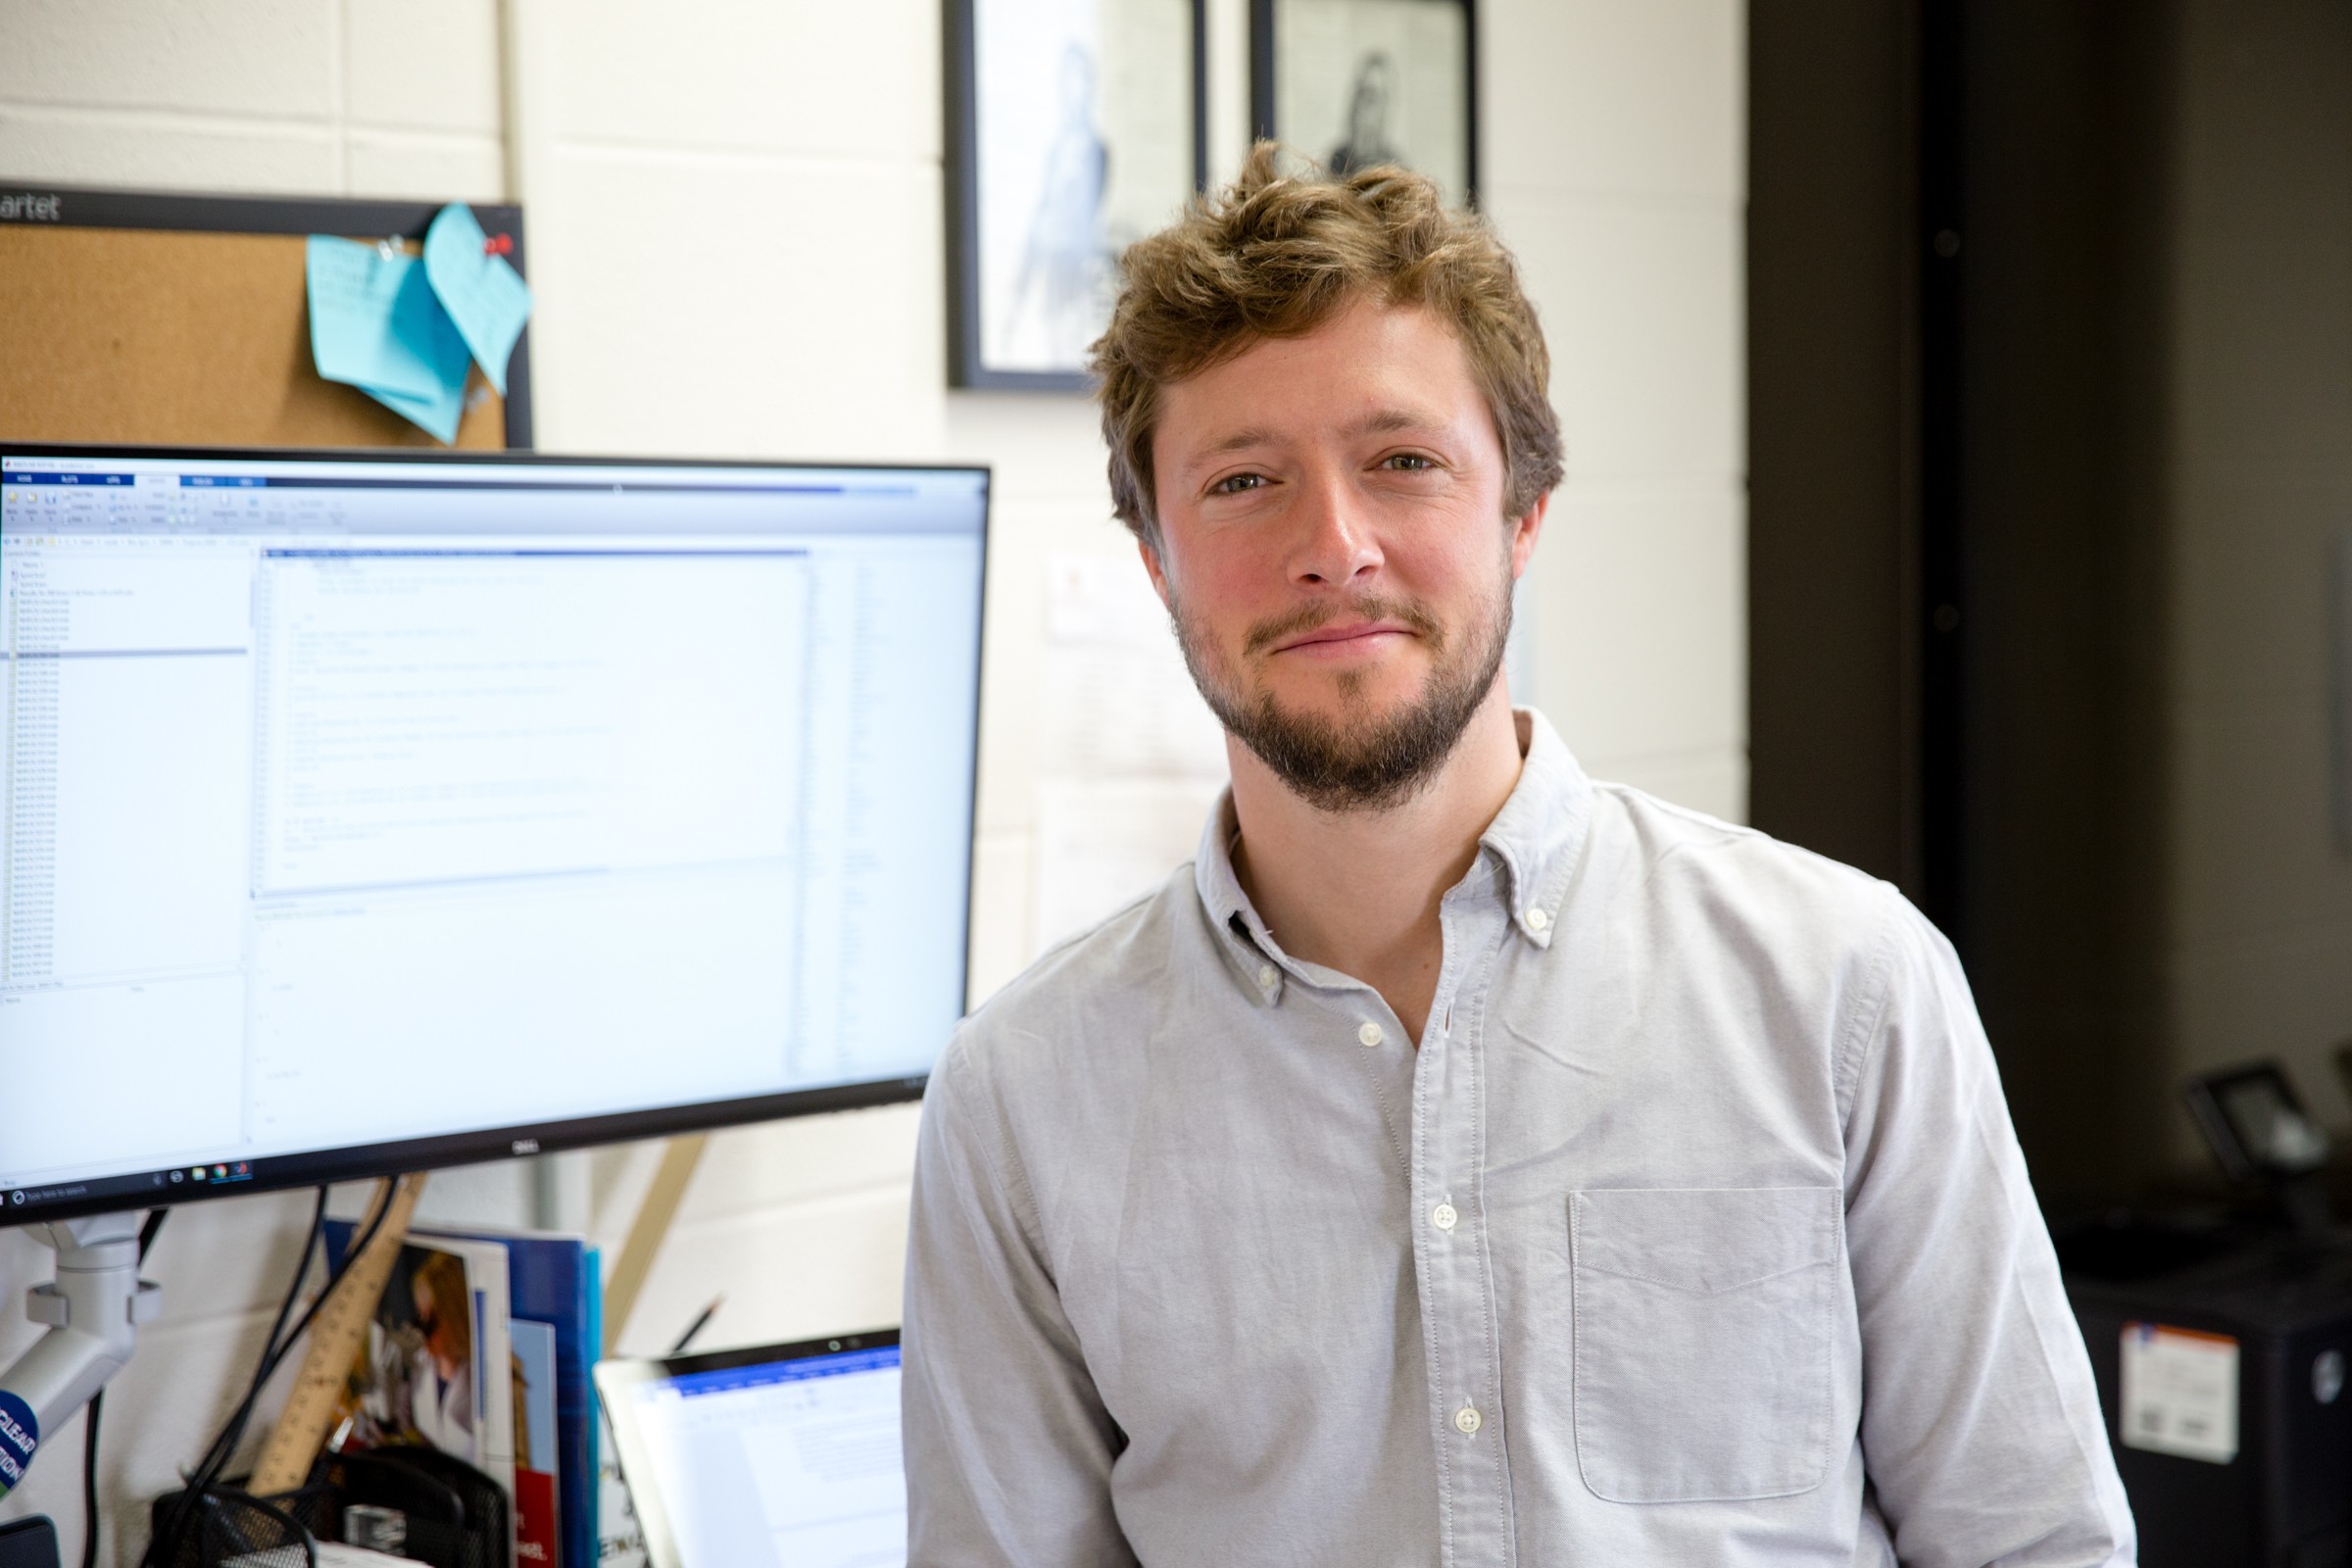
[0,1391,36,1494]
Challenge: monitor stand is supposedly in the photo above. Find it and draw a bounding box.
[0,1212,161,1490]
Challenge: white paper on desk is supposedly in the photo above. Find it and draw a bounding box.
[228,1548,413,1568]
[1034,552,1230,958]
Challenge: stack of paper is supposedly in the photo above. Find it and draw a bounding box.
[306,203,534,443]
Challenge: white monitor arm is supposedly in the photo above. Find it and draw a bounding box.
[0,1212,161,1493]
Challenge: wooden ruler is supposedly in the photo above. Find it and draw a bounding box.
[250,1172,427,1495]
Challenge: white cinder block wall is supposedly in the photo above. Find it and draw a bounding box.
[1489,4,1747,819]
[0,1,1744,1560]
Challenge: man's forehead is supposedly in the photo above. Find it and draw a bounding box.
[1192,403,1455,456]
[1160,312,1474,438]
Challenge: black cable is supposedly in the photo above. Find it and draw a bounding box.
[82,1207,168,1568]
[233,1189,332,1437]
[144,1183,399,1568]
[146,1186,333,1565]
[152,1181,400,1568]
[143,1186,320,1568]
[254,1188,392,1388]
[82,1391,103,1568]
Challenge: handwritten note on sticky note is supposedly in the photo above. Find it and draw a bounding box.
[423,203,533,395]
[305,236,470,411]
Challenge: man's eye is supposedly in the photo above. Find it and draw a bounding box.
[1381,453,1438,472]
[1210,472,1268,495]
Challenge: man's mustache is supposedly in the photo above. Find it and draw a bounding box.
[1241,596,1445,659]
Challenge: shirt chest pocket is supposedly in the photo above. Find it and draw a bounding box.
[1569,1186,1842,1504]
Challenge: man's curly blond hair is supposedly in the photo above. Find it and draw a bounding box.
[1089,143,1564,548]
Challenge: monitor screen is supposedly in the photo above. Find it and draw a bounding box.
[605,1340,905,1568]
[0,446,986,1222]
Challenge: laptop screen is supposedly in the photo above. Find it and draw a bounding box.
[612,1344,906,1568]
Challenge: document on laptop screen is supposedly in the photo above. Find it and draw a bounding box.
[620,1346,906,1568]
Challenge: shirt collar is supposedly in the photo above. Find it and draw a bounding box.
[1195,789,1285,1003]
[1193,707,1596,997]
[1477,708,1592,949]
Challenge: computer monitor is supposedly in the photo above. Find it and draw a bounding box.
[0,444,987,1225]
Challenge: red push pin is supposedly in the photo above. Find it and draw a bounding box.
[482,233,514,257]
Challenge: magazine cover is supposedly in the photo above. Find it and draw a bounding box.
[327,1233,517,1514]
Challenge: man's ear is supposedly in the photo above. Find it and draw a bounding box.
[1507,490,1551,581]
[1138,531,1173,609]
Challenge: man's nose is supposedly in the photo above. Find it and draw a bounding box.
[1288,468,1383,588]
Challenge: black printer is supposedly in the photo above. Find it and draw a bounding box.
[2058,1062,2352,1568]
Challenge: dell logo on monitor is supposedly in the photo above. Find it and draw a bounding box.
[512,1138,541,1155]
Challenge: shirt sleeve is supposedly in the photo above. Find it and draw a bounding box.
[1841,894,2138,1568]
[901,1026,1139,1568]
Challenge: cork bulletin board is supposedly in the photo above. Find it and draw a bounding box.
[0,185,531,449]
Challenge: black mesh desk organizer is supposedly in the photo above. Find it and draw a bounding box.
[147,1447,508,1568]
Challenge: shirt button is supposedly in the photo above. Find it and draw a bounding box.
[1431,1202,1458,1232]
[1524,906,1549,933]
[1454,1404,1483,1436]
[1256,964,1277,989]
[1356,1020,1384,1049]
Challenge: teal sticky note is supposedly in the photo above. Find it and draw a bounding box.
[362,376,467,445]
[305,236,471,416]
[423,203,533,395]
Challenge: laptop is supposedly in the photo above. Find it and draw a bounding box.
[596,1329,905,1568]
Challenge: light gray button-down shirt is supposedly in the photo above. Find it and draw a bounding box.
[903,710,2135,1567]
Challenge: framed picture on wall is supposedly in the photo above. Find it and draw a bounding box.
[1250,0,1477,208]
[947,0,1208,389]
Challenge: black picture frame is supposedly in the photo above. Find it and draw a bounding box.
[1250,0,1480,207]
[946,0,1210,391]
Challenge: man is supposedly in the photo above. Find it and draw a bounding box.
[903,147,2135,1566]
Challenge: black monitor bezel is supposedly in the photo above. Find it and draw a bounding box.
[1,440,990,1227]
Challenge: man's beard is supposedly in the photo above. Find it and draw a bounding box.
[1167,565,1512,814]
